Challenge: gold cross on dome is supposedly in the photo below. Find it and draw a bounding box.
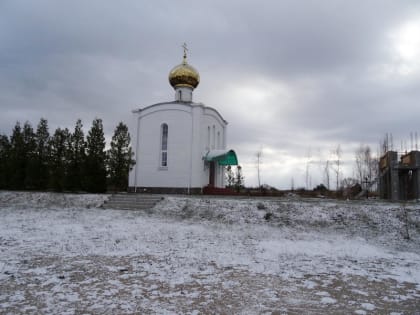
[182,42,188,54]
[182,42,188,60]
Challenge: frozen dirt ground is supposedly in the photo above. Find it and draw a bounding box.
[0,192,419,314]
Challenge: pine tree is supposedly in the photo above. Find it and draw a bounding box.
[22,121,37,189]
[9,122,26,189]
[84,118,107,193]
[30,118,51,189]
[65,119,86,191]
[0,134,11,188]
[49,128,70,191]
[107,122,135,191]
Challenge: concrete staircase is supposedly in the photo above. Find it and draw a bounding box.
[102,194,163,210]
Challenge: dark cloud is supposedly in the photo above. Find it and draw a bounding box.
[1,0,420,187]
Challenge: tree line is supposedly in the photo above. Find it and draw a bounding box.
[0,118,135,193]
[302,144,378,193]
[253,143,379,194]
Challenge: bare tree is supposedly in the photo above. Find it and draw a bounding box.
[355,144,379,190]
[331,144,342,191]
[355,144,367,184]
[234,165,244,192]
[370,156,379,185]
[355,144,371,183]
[256,148,263,189]
[225,165,235,188]
[305,148,312,190]
[324,160,330,190]
[341,177,358,190]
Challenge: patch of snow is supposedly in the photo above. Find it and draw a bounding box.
[320,296,337,304]
[0,192,419,314]
[303,280,317,289]
[351,289,368,296]
[0,191,109,209]
[361,302,376,310]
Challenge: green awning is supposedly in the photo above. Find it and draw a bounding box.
[204,149,238,165]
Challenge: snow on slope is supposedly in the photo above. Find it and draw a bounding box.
[0,191,108,209]
[0,192,419,314]
[158,196,420,251]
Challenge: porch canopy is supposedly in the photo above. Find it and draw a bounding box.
[204,149,238,165]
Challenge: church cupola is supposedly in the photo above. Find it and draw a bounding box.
[168,44,200,102]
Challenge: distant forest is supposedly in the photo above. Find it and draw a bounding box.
[0,118,135,193]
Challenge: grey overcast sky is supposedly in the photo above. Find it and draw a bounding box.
[1,0,420,189]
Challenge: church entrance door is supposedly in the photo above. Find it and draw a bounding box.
[209,161,215,187]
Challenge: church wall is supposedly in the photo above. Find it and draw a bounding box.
[189,105,205,188]
[131,104,194,189]
[198,108,228,188]
[129,102,229,192]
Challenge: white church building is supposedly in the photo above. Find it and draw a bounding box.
[128,49,238,194]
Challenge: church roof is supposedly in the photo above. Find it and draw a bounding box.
[204,150,238,165]
[132,101,228,125]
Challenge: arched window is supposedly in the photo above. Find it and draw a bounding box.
[207,126,210,150]
[217,131,220,149]
[212,125,215,149]
[178,90,182,101]
[160,123,168,168]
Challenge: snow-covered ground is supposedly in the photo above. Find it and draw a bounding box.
[0,191,419,314]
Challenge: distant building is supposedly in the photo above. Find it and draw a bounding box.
[128,48,238,194]
[379,150,420,200]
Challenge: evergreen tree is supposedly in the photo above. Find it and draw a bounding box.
[84,118,107,193]
[107,122,135,191]
[49,128,70,191]
[9,122,26,189]
[30,118,51,189]
[22,121,38,189]
[0,134,11,188]
[65,119,86,191]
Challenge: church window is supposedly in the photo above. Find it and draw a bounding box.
[212,125,215,149]
[160,123,168,167]
[178,90,182,101]
[217,131,220,149]
[207,126,210,150]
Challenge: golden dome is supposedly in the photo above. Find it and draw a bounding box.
[168,55,200,89]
